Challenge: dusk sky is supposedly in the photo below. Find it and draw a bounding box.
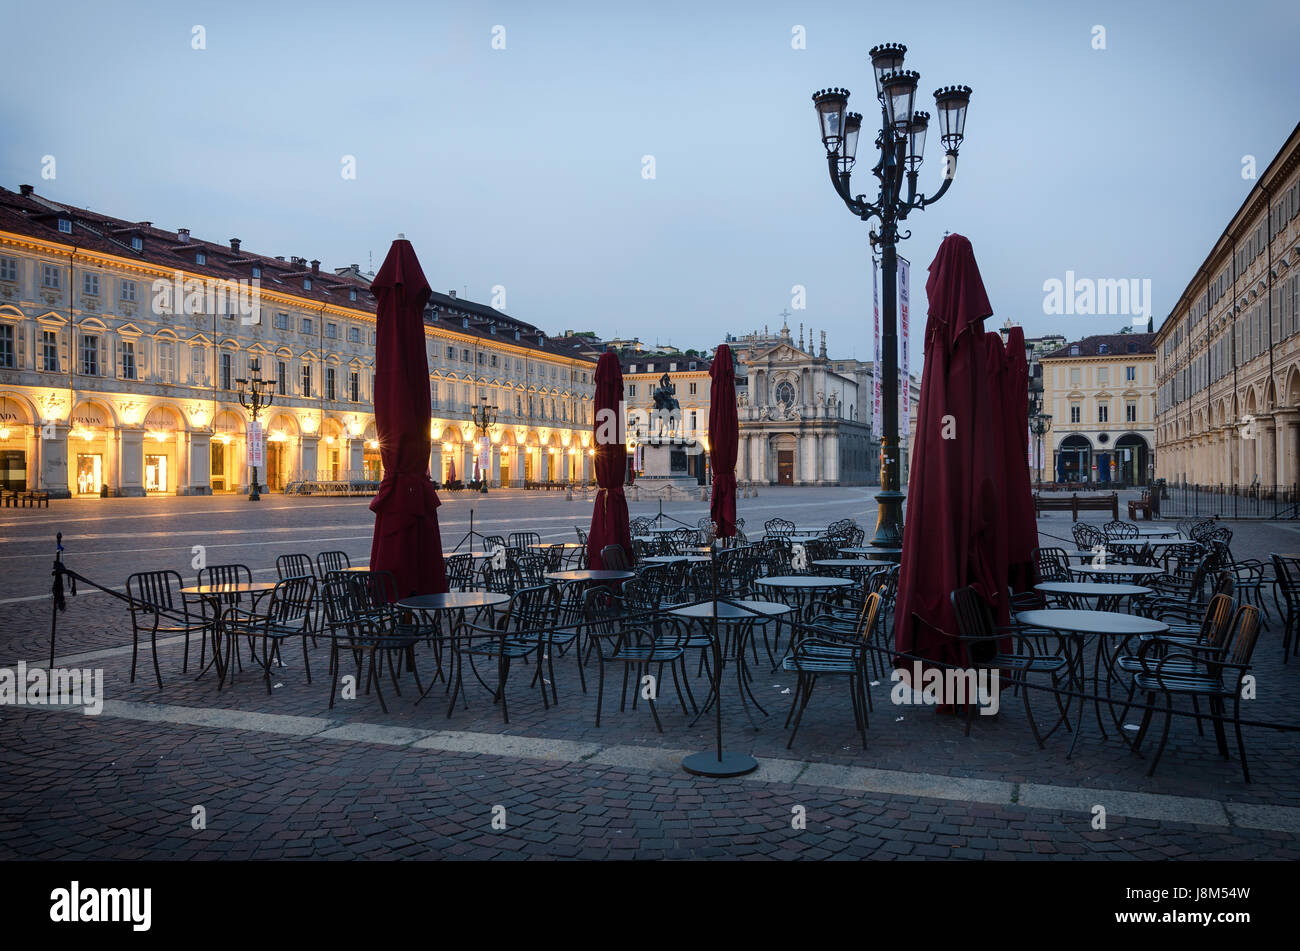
[3,0,1297,368]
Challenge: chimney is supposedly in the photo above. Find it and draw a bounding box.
[275,256,285,261]
[229,238,241,252]
[177,228,190,243]
[19,184,33,196]
[310,260,320,274]
[448,289,456,298]
[139,221,152,229]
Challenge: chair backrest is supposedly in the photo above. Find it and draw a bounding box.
[514,552,548,586]
[1072,523,1105,551]
[483,534,507,552]
[505,584,559,633]
[600,544,630,572]
[348,569,399,608]
[198,563,253,590]
[1199,593,1237,649]
[269,575,317,624]
[276,553,315,580]
[509,531,541,551]
[128,569,184,614]
[1223,604,1262,671]
[856,591,883,641]
[445,552,475,591]
[316,550,351,576]
[320,576,367,629]
[1032,546,1072,582]
[764,517,795,537]
[950,586,996,638]
[1272,554,1300,610]
[1103,520,1138,539]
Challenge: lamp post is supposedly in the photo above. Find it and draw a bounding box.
[813,45,970,549]
[1029,398,1052,490]
[470,396,498,493]
[236,357,273,502]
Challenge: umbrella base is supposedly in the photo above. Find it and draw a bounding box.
[681,751,758,778]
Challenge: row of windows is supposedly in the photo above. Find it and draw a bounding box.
[1062,365,1139,386]
[1065,400,1143,424]
[627,360,701,373]
[434,344,589,384]
[625,381,700,397]
[429,382,591,424]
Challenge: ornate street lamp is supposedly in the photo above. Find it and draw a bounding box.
[236,357,274,501]
[813,44,971,548]
[1029,399,1052,490]
[470,396,499,493]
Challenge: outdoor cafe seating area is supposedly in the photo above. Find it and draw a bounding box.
[97,512,1287,783]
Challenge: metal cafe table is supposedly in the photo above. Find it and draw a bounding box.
[1034,581,1151,612]
[838,546,903,562]
[640,554,711,565]
[752,575,853,630]
[669,599,794,718]
[1016,608,1168,758]
[396,591,511,713]
[1072,564,1165,583]
[544,569,636,584]
[180,581,277,686]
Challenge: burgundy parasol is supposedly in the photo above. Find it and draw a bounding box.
[708,344,738,538]
[587,350,633,569]
[893,234,1005,671]
[1000,326,1040,593]
[368,237,447,598]
[981,330,1011,615]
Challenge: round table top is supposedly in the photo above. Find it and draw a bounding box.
[1134,527,1179,537]
[1105,538,1189,548]
[784,535,824,544]
[182,581,277,595]
[645,526,677,533]
[814,558,883,568]
[1017,609,1168,636]
[1074,564,1165,578]
[545,569,636,582]
[396,591,510,611]
[754,574,854,589]
[668,599,794,619]
[838,546,903,556]
[444,551,492,560]
[335,565,372,572]
[1064,550,1101,559]
[530,542,585,549]
[1272,553,1300,560]
[1034,581,1152,598]
[641,554,711,564]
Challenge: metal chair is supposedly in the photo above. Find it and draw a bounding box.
[316,550,351,577]
[764,517,795,539]
[600,544,631,572]
[1270,553,1300,661]
[445,552,475,591]
[319,575,423,712]
[126,569,209,688]
[219,575,317,694]
[448,584,557,722]
[782,594,881,750]
[1032,547,1072,583]
[276,553,316,580]
[1130,604,1262,782]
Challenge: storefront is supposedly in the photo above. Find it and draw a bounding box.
[142,406,183,495]
[211,410,245,493]
[264,413,298,491]
[0,396,29,491]
[362,423,381,481]
[70,402,113,496]
[1055,434,1093,484]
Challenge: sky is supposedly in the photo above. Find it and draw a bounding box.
[3,0,1298,371]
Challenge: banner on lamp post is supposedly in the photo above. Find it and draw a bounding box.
[478,440,490,480]
[246,420,264,469]
[899,256,910,427]
[872,257,881,436]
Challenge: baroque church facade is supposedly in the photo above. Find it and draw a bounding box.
[728,322,879,486]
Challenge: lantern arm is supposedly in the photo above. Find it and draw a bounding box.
[826,153,873,218]
[912,150,958,209]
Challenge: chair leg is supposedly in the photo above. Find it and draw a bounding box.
[1146,694,1175,777]
[328,646,340,709]
[1232,696,1250,783]
[594,659,605,727]
[302,637,312,685]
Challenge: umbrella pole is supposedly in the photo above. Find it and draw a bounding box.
[682,526,757,778]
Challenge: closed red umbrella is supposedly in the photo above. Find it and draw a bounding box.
[368,237,447,598]
[1001,326,1040,593]
[893,234,1005,673]
[587,351,633,569]
[708,344,738,539]
[981,330,1011,613]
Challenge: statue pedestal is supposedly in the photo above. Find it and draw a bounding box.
[637,438,700,499]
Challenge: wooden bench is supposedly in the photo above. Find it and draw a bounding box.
[1128,490,1153,521]
[1034,491,1119,522]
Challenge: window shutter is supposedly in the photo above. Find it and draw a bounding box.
[137,337,149,376]
[15,322,26,370]
[99,335,108,377]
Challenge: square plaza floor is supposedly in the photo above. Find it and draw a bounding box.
[2,487,1299,859]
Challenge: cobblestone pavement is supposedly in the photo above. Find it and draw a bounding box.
[2,488,1299,859]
